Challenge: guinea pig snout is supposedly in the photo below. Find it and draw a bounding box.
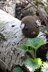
[31,31,36,35]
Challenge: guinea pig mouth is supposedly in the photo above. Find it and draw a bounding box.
[31,31,36,35]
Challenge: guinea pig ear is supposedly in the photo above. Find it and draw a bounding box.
[20,23,25,29]
[36,20,41,26]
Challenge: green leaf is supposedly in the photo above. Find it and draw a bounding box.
[16,38,47,55]
[12,66,24,72]
[25,38,47,50]
[44,5,48,13]
[41,62,48,72]
[16,44,34,52]
[35,0,43,5]
[36,0,42,3]
[25,58,42,72]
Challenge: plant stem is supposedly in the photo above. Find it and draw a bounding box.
[34,49,37,58]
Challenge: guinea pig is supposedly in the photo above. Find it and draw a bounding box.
[21,16,39,38]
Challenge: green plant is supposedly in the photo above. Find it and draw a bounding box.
[16,37,47,58]
[44,4,48,13]
[16,37,48,72]
[11,65,24,72]
[25,58,42,72]
[35,0,43,5]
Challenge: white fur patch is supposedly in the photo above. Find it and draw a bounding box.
[20,23,25,29]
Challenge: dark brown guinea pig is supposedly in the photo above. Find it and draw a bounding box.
[21,16,39,38]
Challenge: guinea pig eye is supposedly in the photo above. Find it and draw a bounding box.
[25,26,28,30]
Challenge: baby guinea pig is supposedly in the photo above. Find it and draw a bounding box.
[21,16,39,38]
